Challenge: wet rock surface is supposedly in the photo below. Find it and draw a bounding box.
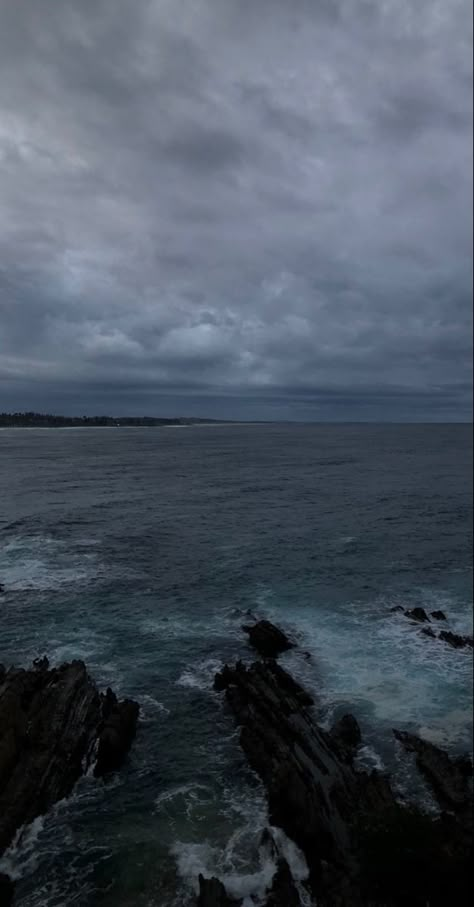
[405,607,430,622]
[94,688,139,777]
[0,872,14,907]
[215,643,473,905]
[197,874,242,907]
[391,607,473,651]
[241,620,294,658]
[393,729,473,816]
[0,658,139,899]
[265,858,302,906]
[329,713,362,763]
[438,630,473,649]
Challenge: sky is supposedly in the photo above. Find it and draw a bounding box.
[0,0,472,421]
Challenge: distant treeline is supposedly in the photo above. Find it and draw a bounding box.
[0,412,222,427]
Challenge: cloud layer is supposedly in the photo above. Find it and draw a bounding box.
[0,0,472,419]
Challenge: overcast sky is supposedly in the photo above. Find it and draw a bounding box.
[0,0,472,421]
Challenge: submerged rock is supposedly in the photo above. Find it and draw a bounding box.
[390,605,405,614]
[421,626,436,638]
[0,660,139,858]
[197,874,242,907]
[241,620,294,658]
[438,630,473,650]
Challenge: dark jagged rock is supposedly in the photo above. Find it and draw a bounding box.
[0,660,139,857]
[421,626,436,638]
[94,689,139,777]
[214,664,236,692]
[266,858,302,906]
[431,610,447,621]
[242,620,294,658]
[197,874,242,907]
[330,714,362,763]
[393,730,473,815]
[216,656,473,905]
[392,730,472,902]
[0,872,14,907]
[405,607,430,623]
[0,583,5,595]
[214,658,392,902]
[438,630,473,650]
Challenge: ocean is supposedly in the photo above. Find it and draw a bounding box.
[0,423,472,906]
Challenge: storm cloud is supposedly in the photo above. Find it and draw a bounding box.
[0,0,472,419]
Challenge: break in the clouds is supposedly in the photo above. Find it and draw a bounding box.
[0,0,472,420]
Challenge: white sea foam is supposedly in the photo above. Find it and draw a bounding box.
[155,783,212,817]
[0,533,101,591]
[355,744,385,772]
[172,823,311,906]
[139,694,170,722]
[175,658,223,692]
[0,816,46,880]
[269,590,473,752]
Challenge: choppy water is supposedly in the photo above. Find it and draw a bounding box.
[0,423,472,906]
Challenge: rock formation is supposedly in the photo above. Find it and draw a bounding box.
[197,874,241,906]
[0,658,139,900]
[241,619,294,657]
[405,607,430,622]
[438,630,473,649]
[214,654,472,905]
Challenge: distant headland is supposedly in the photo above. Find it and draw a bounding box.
[0,412,227,428]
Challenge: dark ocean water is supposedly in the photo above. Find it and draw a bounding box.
[0,423,472,906]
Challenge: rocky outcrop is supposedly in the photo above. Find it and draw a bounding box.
[215,656,473,905]
[197,875,241,907]
[393,730,473,815]
[0,872,14,907]
[197,855,304,907]
[405,607,430,623]
[0,658,139,897]
[241,620,294,658]
[265,858,302,907]
[215,658,386,902]
[94,688,139,777]
[329,713,362,763]
[438,631,473,650]
[391,607,473,650]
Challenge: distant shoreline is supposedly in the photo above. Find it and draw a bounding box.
[0,413,234,429]
[0,422,254,430]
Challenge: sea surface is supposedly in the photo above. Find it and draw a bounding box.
[0,423,472,906]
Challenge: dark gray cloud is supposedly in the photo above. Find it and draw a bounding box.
[0,0,472,420]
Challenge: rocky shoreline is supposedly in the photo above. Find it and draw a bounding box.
[0,658,139,905]
[0,618,471,906]
[205,619,473,907]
